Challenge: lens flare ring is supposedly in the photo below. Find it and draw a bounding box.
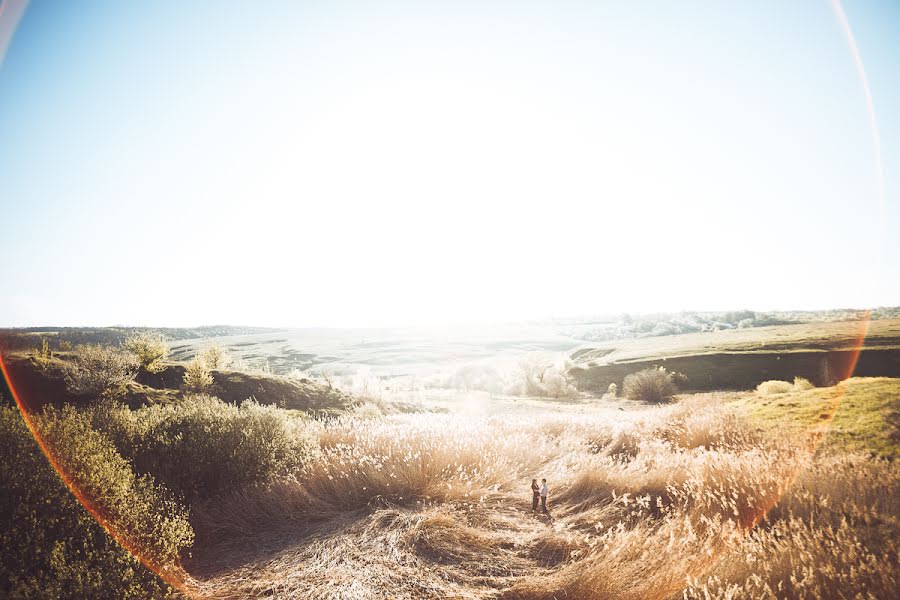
[0,0,884,596]
[0,355,197,597]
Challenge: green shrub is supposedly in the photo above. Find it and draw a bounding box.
[0,406,192,600]
[30,338,52,370]
[93,395,317,504]
[623,367,679,403]
[123,332,169,374]
[63,344,138,399]
[36,406,194,567]
[199,343,230,370]
[182,357,213,393]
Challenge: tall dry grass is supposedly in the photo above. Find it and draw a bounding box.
[186,394,898,600]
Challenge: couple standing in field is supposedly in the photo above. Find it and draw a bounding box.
[531,478,549,515]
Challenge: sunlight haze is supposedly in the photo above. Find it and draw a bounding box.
[1,0,899,327]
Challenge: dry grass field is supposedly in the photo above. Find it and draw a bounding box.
[2,328,897,599]
[180,378,899,600]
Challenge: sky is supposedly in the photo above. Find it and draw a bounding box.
[0,0,898,328]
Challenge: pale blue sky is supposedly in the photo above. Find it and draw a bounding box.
[1,0,898,327]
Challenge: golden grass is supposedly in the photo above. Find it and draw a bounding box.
[756,379,795,395]
[185,380,899,599]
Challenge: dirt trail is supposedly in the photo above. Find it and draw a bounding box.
[186,495,563,600]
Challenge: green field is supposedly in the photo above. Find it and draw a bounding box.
[573,318,900,365]
[728,377,900,460]
[571,319,900,393]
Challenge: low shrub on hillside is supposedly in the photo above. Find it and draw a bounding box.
[0,406,192,600]
[756,377,814,395]
[350,401,384,419]
[30,338,52,370]
[92,395,317,504]
[63,344,138,399]
[654,396,762,451]
[792,376,814,391]
[123,332,169,374]
[756,380,793,395]
[509,354,578,398]
[622,366,678,403]
[182,357,213,393]
[198,343,230,370]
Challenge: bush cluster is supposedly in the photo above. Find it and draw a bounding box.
[622,366,680,403]
[198,343,230,370]
[123,332,169,374]
[0,406,192,600]
[30,338,52,370]
[35,406,194,566]
[62,344,138,399]
[182,357,213,392]
[92,395,317,504]
[756,377,814,395]
[181,344,231,393]
[510,354,578,398]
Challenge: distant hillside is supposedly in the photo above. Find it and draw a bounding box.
[561,307,900,343]
[570,319,900,392]
[0,326,280,352]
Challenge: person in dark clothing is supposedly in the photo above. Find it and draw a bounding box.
[531,479,540,515]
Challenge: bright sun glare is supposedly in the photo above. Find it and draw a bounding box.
[0,0,895,327]
[0,3,899,600]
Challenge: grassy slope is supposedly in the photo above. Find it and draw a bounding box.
[727,377,900,460]
[573,318,900,366]
[570,319,900,393]
[1,351,354,415]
